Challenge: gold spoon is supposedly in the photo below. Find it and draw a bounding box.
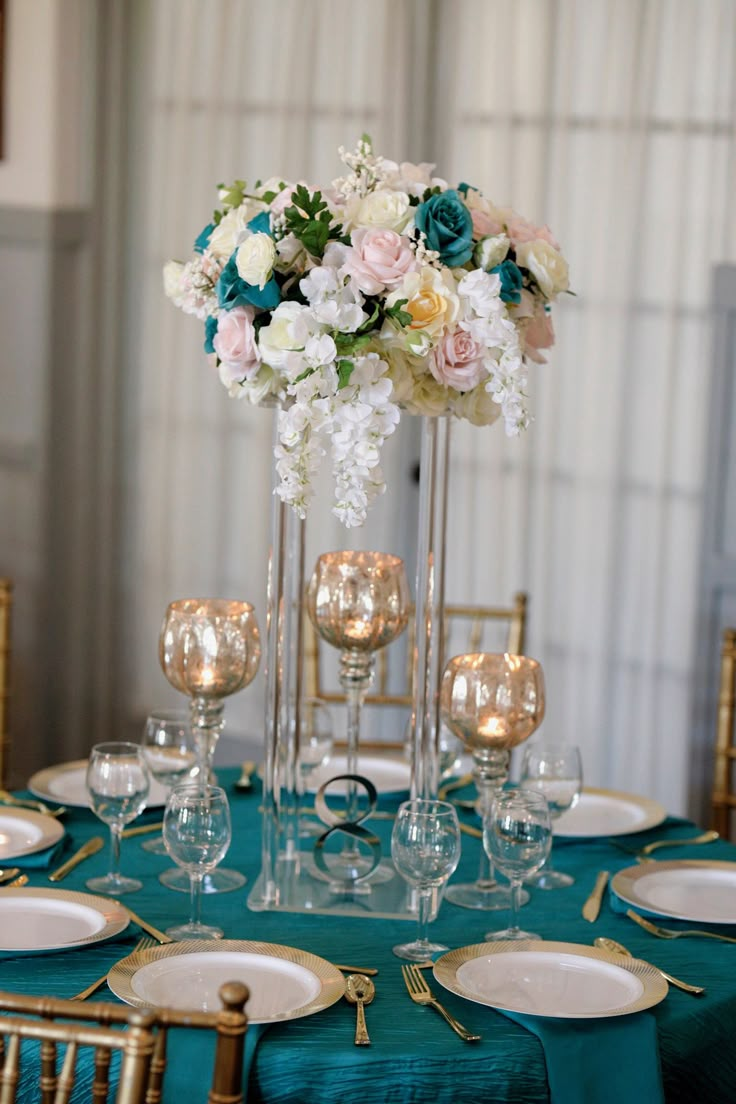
[344,974,375,1045]
[594,936,705,996]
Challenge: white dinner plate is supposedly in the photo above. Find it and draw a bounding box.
[108,940,345,1021]
[0,888,129,952]
[0,807,65,860]
[434,941,667,1019]
[305,755,411,795]
[554,788,666,838]
[612,860,736,924]
[29,760,170,809]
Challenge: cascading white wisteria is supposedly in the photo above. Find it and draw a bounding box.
[164,139,569,525]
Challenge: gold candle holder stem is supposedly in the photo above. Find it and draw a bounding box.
[190,697,225,782]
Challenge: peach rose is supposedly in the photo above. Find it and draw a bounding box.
[213,306,261,381]
[344,229,417,294]
[523,308,555,364]
[430,330,487,391]
[506,214,560,251]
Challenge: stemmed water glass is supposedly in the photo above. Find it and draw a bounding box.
[440,653,545,911]
[159,598,260,893]
[162,784,232,940]
[306,551,409,883]
[483,790,552,940]
[391,799,462,961]
[86,742,150,895]
[140,710,198,854]
[520,743,582,889]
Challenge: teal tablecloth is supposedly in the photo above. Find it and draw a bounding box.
[3,771,736,1103]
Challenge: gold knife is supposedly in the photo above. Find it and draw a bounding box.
[117,903,173,944]
[49,836,104,882]
[582,870,610,922]
[122,821,164,839]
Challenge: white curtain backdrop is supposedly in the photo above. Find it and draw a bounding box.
[117,0,736,812]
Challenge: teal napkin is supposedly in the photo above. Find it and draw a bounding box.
[501,1009,664,1104]
[162,1022,269,1102]
[15,836,68,869]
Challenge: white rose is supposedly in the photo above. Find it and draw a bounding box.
[207,201,267,260]
[236,233,276,289]
[162,260,185,301]
[345,189,411,232]
[453,382,502,427]
[475,234,510,271]
[515,239,569,298]
[258,302,312,369]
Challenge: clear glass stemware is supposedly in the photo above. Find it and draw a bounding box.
[140,710,197,854]
[86,742,150,895]
[391,799,462,961]
[162,783,232,940]
[520,743,582,889]
[483,790,552,940]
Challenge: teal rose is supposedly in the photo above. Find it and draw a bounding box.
[216,253,281,311]
[203,315,218,354]
[414,190,474,267]
[193,222,214,254]
[491,259,523,304]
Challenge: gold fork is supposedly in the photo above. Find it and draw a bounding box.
[70,937,157,1001]
[627,909,736,944]
[401,964,481,1041]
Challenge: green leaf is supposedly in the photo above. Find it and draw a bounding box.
[337,359,355,389]
[293,366,316,384]
[384,299,413,328]
[283,186,338,258]
[360,133,373,150]
[356,303,380,333]
[334,332,372,356]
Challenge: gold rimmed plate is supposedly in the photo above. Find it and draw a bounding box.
[433,941,668,1019]
[0,888,129,953]
[29,760,169,809]
[107,940,346,1022]
[612,860,736,924]
[0,807,65,861]
[554,788,666,838]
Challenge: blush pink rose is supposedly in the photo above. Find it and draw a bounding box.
[343,228,417,294]
[506,214,560,250]
[430,330,487,391]
[471,209,504,241]
[213,305,261,381]
[523,308,556,364]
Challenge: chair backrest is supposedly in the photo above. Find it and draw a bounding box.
[711,627,736,840]
[0,1002,155,1104]
[0,579,11,788]
[0,981,249,1104]
[305,591,528,709]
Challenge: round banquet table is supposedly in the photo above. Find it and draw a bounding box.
[2,767,736,1104]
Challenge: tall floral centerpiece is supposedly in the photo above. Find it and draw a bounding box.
[164,138,568,912]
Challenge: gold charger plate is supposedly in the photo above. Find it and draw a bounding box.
[554,788,666,838]
[433,941,668,1019]
[107,940,346,1022]
[29,760,169,809]
[0,888,129,953]
[0,806,65,860]
[612,859,736,924]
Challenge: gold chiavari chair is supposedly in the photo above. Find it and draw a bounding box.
[711,627,736,841]
[0,981,249,1104]
[0,579,11,789]
[304,591,528,752]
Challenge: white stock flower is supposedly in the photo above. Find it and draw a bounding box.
[515,239,569,298]
[304,334,337,368]
[163,260,185,301]
[457,269,503,319]
[258,301,313,370]
[236,232,276,289]
[162,256,218,320]
[208,202,267,261]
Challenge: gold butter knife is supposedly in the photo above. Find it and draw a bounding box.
[118,902,173,944]
[49,836,104,882]
[582,870,610,922]
[122,820,164,839]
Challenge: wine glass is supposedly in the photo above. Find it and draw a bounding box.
[306,551,409,883]
[297,698,335,837]
[440,653,545,911]
[483,790,552,940]
[139,710,198,854]
[391,799,462,961]
[159,598,260,893]
[520,743,582,888]
[162,784,232,940]
[86,742,150,895]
